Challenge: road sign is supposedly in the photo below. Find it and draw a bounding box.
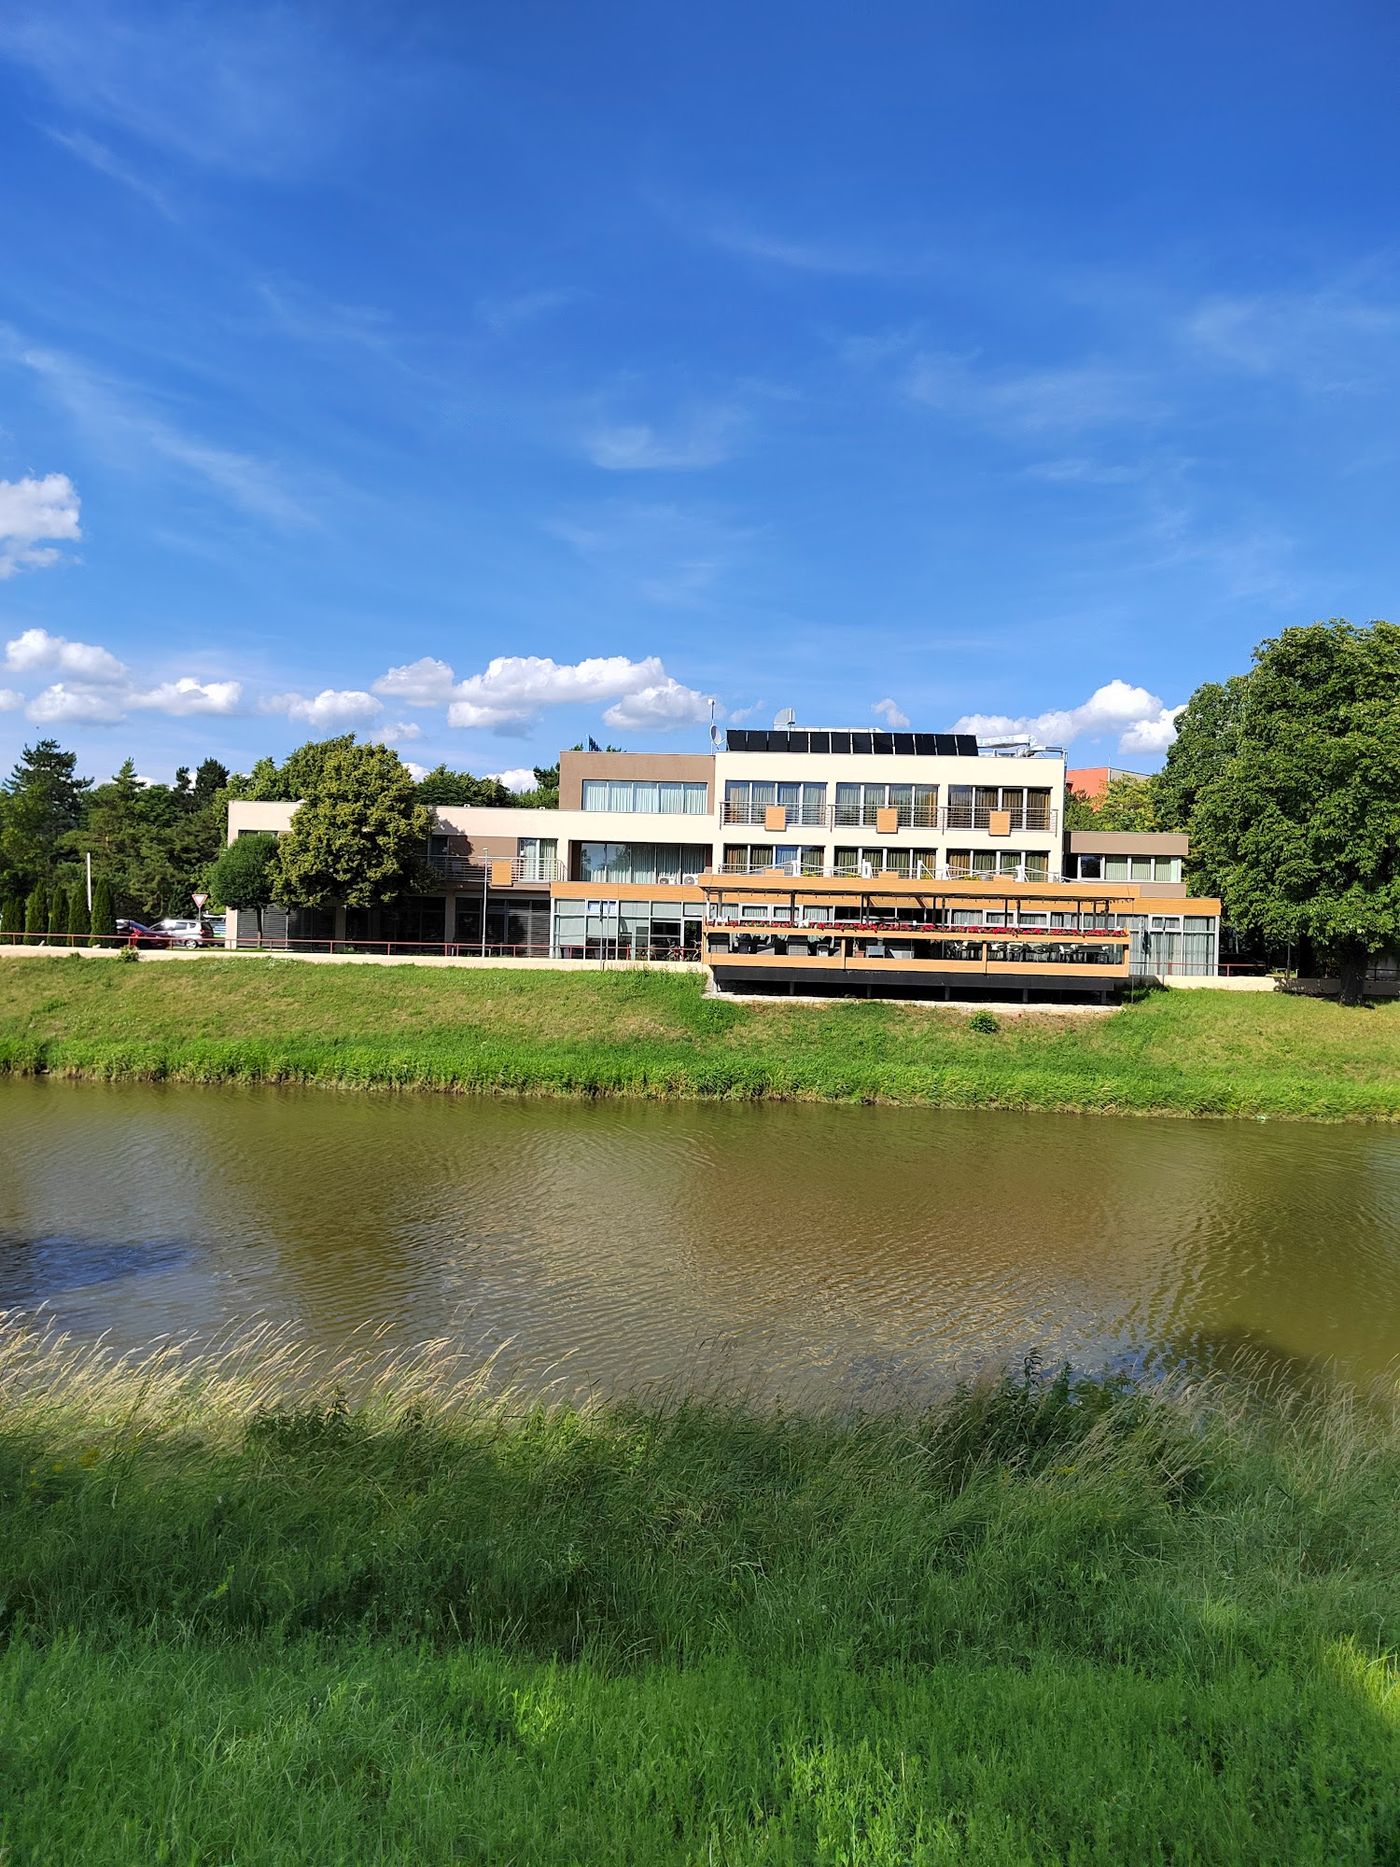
[192,892,209,910]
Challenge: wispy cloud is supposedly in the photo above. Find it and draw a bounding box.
[545,500,755,606]
[0,2,369,179]
[906,351,1161,435]
[476,288,578,336]
[585,406,743,471]
[44,125,176,217]
[1184,287,1400,394]
[255,281,396,356]
[1021,456,1145,486]
[9,334,315,528]
[708,222,899,277]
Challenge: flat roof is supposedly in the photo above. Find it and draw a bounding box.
[724,728,980,756]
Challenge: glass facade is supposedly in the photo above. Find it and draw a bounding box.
[552,898,705,960]
[575,842,712,884]
[832,847,940,878]
[722,780,828,824]
[945,849,1050,880]
[832,782,938,827]
[581,779,708,813]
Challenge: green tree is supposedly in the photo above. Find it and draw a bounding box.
[2,740,91,881]
[1185,620,1400,1005]
[1063,786,1098,831]
[414,765,512,808]
[66,883,90,946]
[90,876,116,948]
[1151,675,1248,871]
[24,881,48,942]
[1093,776,1158,833]
[206,833,279,938]
[272,742,433,910]
[513,761,561,809]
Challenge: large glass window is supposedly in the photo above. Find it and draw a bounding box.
[517,837,558,881]
[722,780,826,825]
[581,779,708,814]
[833,847,939,877]
[832,783,938,827]
[945,850,1050,880]
[722,844,824,873]
[575,842,711,883]
[945,786,1053,830]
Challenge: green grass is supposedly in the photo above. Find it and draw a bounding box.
[0,1327,1395,1863]
[1,954,1398,1117]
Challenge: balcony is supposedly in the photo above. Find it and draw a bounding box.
[428,853,566,885]
[941,805,1057,833]
[722,797,829,827]
[715,858,1061,884]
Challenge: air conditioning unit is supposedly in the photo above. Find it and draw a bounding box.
[681,873,699,885]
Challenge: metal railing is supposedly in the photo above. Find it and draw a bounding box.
[721,797,829,826]
[713,859,1062,883]
[428,855,566,884]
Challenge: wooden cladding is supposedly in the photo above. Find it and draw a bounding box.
[490,859,515,888]
[875,806,899,834]
[987,809,1012,837]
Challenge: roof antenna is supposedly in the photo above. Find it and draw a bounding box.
[708,696,724,751]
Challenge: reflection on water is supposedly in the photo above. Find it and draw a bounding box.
[0,1078,1397,1401]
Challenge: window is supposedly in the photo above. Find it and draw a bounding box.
[581,779,708,814]
[575,842,711,884]
[945,786,1054,830]
[1076,854,1103,880]
[723,780,826,825]
[833,783,938,827]
[833,847,939,877]
[945,850,1049,881]
[723,844,823,873]
[1155,856,1182,883]
[517,837,558,881]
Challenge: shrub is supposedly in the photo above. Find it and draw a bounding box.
[23,882,48,944]
[117,941,140,964]
[0,893,23,941]
[89,877,116,948]
[66,885,90,947]
[968,1008,1000,1034]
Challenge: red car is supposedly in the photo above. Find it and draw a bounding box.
[115,920,172,949]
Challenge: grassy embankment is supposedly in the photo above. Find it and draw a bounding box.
[0,1327,1395,1863]
[1,954,1398,1117]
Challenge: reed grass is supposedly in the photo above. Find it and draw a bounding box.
[1,955,1398,1118]
[0,1321,1396,1862]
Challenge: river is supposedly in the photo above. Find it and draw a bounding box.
[1,1077,1396,1401]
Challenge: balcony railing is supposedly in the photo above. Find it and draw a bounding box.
[713,859,1062,883]
[722,797,829,826]
[428,854,566,885]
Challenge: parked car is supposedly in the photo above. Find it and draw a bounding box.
[115,920,171,948]
[158,917,226,948]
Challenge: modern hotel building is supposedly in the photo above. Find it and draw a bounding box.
[227,729,1221,1000]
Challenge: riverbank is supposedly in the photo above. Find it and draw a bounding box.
[0,955,1396,1112]
[1,954,1398,1116]
[0,1326,1394,1863]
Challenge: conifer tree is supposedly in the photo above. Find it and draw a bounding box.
[24,881,48,942]
[90,876,116,948]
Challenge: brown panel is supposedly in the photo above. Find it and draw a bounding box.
[875,806,899,834]
[558,749,714,811]
[490,859,515,888]
[764,804,789,831]
[987,809,1012,837]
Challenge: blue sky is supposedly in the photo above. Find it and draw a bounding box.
[1,1,1398,786]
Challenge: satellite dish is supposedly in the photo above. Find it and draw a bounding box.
[708,696,725,751]
[774,707,797,729]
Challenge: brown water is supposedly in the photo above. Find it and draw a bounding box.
[1,1077,1397,1400]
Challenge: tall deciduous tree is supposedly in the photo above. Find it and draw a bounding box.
[272,742,434,910]
[1182,620,1400,1005]
[206,833,279,937]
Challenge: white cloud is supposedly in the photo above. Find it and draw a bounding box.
[872,697,910,729]
[1119,705,1185,755]
[402,760,427,781]
[5,625,125,682]
[954,679,1182,758]
[26,681,128,724]
[585,409,741,471]
[0,688,21,711]
[0,475,82,578]
[130,677,243,715]
[603,678,713,732]
[727,700,765,723]
[486,767,537,792]
[265,688,381,728]
[447,654,671,731]
[371,657,456,706]
[368,719,422,745]
[1022,456,1143,485]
